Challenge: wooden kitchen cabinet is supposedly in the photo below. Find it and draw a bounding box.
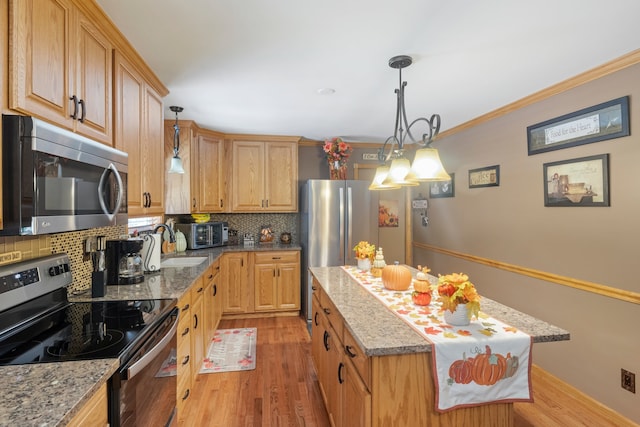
[253,251,300,312]
[190,277,205,382]
[114,51,164,216]
[220,252,251,314]
[164,123,226,214]
[313,283,371,427]
[176,290,192,425]
[66,382,108,427]
[229,136,299,212]
[10,0,113,145]
[204,259,222,342]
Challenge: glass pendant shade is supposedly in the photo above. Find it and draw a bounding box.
[369,166,401,190]
[383,157,418,186]
[410,147,451,181]
[168,155,185,174]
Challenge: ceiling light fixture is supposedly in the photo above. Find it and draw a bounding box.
[369,55,450,190]
[168,106,185,174]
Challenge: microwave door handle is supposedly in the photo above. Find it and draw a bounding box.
[98,163,124,221]
[126,308,179,379]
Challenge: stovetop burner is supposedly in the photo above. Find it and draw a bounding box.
[0,254,176,366]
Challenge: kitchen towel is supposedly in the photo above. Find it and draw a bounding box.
[342,266,533,412]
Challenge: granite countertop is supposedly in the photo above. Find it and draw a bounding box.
[309,266,570,357]
[0,359,119,427]
[0,244,300,427]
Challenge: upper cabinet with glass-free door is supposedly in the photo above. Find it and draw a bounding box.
[10,0,113,145]
[229,135,299,212]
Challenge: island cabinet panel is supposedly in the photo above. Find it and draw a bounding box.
[203,260,222,342]
[313,284,370,427]
[10,0,113,145]
[66,382,108,427]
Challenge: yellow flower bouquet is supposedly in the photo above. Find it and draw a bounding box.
[436,272,481,320]
[353,241,375,261]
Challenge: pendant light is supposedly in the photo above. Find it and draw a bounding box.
[168,106,185,174]
[370,55,450,190]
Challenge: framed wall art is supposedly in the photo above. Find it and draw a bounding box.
[469,166,500,188]
[429,173,455,198]
[543,154,609,207]
[527,96,629,155]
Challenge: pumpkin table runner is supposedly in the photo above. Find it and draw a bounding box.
[342,266,533,412]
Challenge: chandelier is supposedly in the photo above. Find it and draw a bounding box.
[369,55,450,190]
[168,105,185,174]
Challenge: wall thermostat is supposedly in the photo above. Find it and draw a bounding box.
[412,199,428,209]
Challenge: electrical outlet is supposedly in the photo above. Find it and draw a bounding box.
[621,369,636,393]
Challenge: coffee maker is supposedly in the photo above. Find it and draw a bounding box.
[106,239,145,285]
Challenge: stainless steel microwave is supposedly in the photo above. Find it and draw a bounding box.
[175,222,228,249]
[1,115,128,235]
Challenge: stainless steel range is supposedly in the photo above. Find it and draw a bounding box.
[0,254,178,427]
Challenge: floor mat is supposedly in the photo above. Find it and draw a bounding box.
[200,327,257,373]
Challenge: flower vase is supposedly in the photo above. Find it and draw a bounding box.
[357,258,371,272]
[329,160,347,180]
[443,303,471,326]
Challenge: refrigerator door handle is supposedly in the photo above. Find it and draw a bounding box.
[346,185,353,263]
[339,186,345,262]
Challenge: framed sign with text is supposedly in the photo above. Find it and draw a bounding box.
[469,165,500,188]
[527,96,629,155]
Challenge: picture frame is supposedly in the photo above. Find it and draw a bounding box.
[527,96,629,155]
[469,165,500,188]
[429,173,455,198]
[543,154,609,207]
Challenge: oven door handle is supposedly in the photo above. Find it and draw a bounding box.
[126,308,179,379]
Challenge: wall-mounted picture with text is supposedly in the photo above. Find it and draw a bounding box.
[543,154,609,207]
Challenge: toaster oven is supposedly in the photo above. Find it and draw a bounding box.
[176,222,228,249]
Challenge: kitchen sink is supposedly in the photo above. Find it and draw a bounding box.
[160,257,208,268]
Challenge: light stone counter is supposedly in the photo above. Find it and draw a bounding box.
[0,359,119,427]
[309,266,570,357]
[0,244,300,427]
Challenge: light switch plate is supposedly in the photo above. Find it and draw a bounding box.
[412,199,428,209]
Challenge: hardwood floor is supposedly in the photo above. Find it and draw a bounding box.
[182,316,636,427]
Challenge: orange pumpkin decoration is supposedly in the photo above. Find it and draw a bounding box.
[381,263,412,291]
[472,345,507,386]
[449,352,474,384]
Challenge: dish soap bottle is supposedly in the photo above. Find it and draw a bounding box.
[371,247,386,277]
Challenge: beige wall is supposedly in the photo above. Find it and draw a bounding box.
[413,62,640,422]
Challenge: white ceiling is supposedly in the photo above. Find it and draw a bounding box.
[96,0,640,143]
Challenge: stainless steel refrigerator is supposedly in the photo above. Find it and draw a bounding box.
[300,179,377,323]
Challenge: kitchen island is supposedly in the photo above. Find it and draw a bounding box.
[309,266,570,427]
[0,244,299,427]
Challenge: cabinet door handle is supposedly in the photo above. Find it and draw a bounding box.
[323,330,330,351]
[345,345,357,358]
[182,304,190,312]
[311,286,317,291]
[193,313,198,329]
[220,199,223,208]
[182,389,190,401]
[323,308,330,315]
[181,327,190,337]
[197,287,204,294]
[338,362,345,384]
[78,98,85,122]
[265,199,269,208]
[213,284,217,296]
[272,257,281,260]
[70,95,79,119]
[208,274,214,280]
[314,312,319,326]
[193,198,197,208]
[147,192,152,207]
[181,355,190,366]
